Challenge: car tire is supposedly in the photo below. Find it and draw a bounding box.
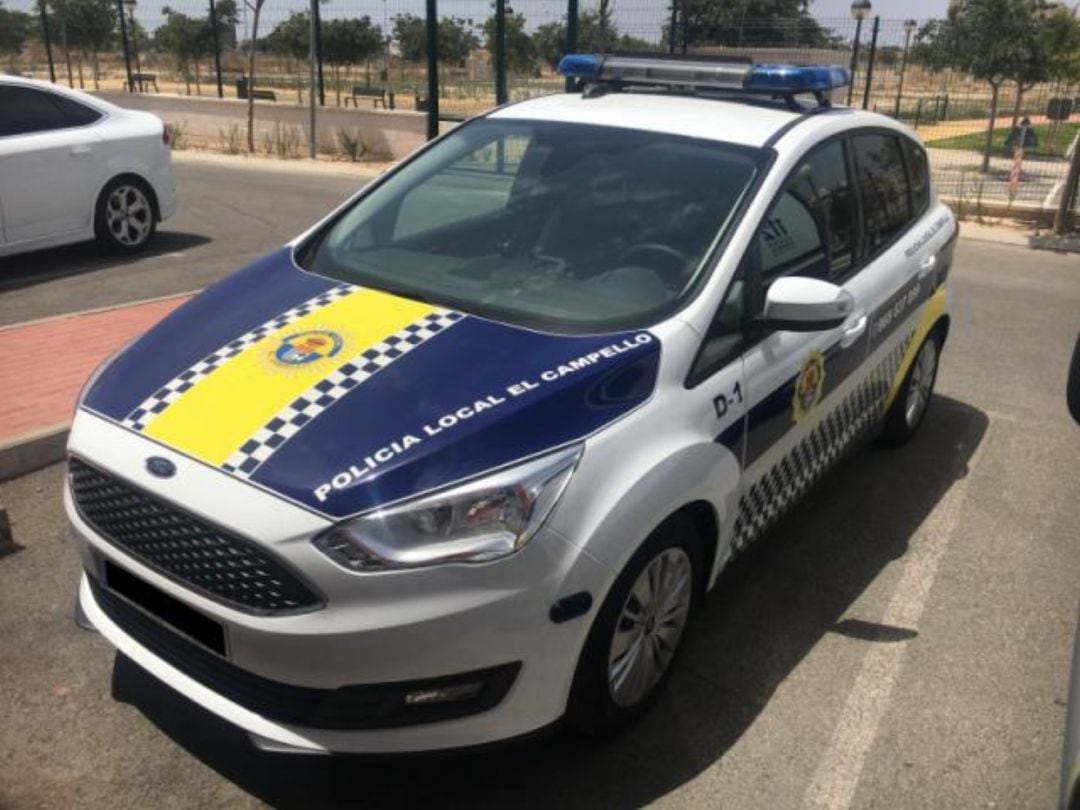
[94,176,157,254]
[566,512,703,737]
[880,329,941,446]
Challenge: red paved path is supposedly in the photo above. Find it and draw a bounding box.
[0,296,189,445]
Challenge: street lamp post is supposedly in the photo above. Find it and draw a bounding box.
[894,18,917,119]
[848,0,871,106]
[123,0,142,91]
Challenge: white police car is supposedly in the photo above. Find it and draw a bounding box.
[66,55,956,753]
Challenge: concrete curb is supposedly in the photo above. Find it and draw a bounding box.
[0,423,70,483]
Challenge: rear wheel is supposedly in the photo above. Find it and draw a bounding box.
[881,331,940,445]
[567,513,702,736]
[95,177,157,253]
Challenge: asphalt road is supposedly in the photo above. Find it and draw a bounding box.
[1,162,1079,809]
[0,157,370,327]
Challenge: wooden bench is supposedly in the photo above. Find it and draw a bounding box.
[250,88,277,101]
[346,86,392,109]
[130,72,158,92]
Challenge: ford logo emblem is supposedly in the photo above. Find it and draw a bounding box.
[145,457,176,479]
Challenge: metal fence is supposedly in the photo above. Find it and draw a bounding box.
[6,0,1079,220]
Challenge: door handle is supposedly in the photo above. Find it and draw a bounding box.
[840,313,867,348]
[70,145,92,157]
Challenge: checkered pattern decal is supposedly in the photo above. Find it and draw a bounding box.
[222,309,464,478]
[731,331,915,551]
[122,284,357,432]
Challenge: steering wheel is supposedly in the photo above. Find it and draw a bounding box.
[616,243,691,290]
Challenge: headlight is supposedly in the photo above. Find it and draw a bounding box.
[312,445,583,571]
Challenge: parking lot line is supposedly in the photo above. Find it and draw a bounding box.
[803,425,991,809]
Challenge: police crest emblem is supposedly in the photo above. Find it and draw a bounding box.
[792,350,826,423]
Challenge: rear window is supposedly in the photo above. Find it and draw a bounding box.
[903,137,930,216]
[299,118,765,333]
[851,133,912,253]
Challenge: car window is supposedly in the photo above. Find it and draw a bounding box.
[0,86,101,136]
[49,94,103,127]
[902,137,930,216]
[852,133,912,253]
[690,262,748,383]
[756,139,856,288]
[301,118,764,332]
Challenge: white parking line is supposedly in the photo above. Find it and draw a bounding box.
[803,430,990,810]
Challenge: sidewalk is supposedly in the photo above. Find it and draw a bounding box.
[0,295,189,480]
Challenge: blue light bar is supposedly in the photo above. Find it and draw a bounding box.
[557,54,601,80]
[745,64,850,92]
[557,54,850,95]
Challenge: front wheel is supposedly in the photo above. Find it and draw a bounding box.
[566,513,702,736]
[95,177,157,254]
[881,331,940,445]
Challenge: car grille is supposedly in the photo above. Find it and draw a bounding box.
[69,457,321,613]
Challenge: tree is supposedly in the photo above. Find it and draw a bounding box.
[156,7,207,95]
[932,0,1042,171]
[393,13,478,66]
[265,10,310,103]
[211,0,238,49]
[482,11,535,75]
[322,16,383,104]
[46,0,75,87]
[64,0,115,89]
[0,2,33,72]
[533,9,653,68]
[669,0,834,48]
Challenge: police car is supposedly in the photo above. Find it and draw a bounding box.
[66,54,956,754]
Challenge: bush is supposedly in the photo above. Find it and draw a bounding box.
[336,128,366,162]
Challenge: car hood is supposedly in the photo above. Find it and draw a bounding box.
[82,249,661,518]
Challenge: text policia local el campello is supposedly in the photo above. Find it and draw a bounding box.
[313,333,654,503]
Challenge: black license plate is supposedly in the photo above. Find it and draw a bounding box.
[104,560,226,655]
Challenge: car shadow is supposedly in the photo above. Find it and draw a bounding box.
[112,393,988,809]
[0,232,210,293]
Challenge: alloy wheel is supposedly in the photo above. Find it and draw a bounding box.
[105,185,153,247]
[904,338,938,429]
[607,547,693,708]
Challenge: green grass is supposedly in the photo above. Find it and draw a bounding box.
[927,121,1079,158]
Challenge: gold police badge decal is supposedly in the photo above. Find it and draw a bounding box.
[792,350,826,423]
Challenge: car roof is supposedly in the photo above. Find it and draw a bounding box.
[490,92,808,148]
[490,91,898,150]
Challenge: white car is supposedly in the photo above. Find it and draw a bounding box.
[66,55,957,754]
[0,76,176,257]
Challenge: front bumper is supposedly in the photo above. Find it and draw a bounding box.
[66,415,613,753]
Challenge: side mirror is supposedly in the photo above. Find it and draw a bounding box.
[759,276,854,332]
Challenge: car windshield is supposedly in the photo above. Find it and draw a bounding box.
[299,118,764,332]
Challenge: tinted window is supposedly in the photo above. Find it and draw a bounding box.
[50,94,102,127]
[302,119,763,332]
[757,139,857,287]
[852,133,912,252]
[0,86,101,136]
[903,137,930,215]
